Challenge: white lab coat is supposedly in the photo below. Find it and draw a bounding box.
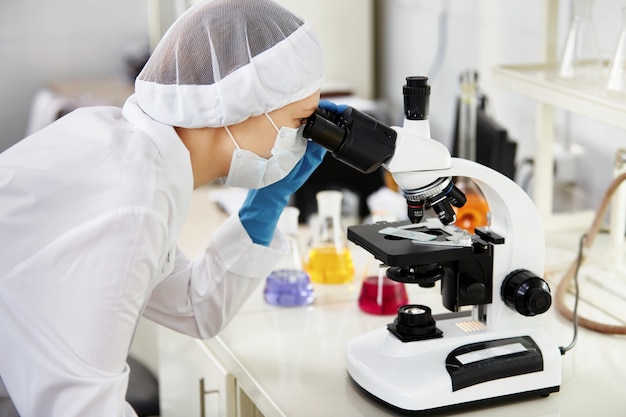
[0,96,288,417]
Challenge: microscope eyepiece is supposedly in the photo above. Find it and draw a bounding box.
[302,109,345,153]
[403,76,431,120]
[302,105,396,174]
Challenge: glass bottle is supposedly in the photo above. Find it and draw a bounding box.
[606,7,626,93]
[305,190,355,284]
[264,207,314,307]
[454,69,490,234]
[558,0,601,82]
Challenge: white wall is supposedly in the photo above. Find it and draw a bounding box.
[0,0,149,152]
[276,0,374,99]
[378,0,626,206]
[379,0,549,152]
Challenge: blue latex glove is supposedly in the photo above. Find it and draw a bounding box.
[318,99,349,114]
[239,141,327,246]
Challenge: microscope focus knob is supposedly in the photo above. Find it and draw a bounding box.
[501,269,552,316]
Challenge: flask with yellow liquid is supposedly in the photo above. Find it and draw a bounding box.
[454,69,490,234]
[305,190,354,284]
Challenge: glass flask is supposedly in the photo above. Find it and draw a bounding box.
[558,0,601,82]
[606,7,626,93]
[305,190,355,284]
[264,207,314,307]
[454,69,490,234]
[358,266,408,316]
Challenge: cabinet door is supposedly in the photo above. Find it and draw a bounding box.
[158,327,236,417]
[236,384,265,417]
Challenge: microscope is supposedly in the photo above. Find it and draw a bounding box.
[303,77,561,413]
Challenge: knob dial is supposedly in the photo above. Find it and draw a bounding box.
[501,269,552,316]
[394,304,437,336]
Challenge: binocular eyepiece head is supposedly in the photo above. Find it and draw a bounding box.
[302,106,396,174]
[301,89,466,226]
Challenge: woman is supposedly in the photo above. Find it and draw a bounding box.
[0,0,325,415]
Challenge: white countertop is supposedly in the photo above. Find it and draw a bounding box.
[175,185,626,417]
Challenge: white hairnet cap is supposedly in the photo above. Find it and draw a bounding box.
[135,0,324,128]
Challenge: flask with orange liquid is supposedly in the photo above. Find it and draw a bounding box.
[454,178,490,233]
[305,190,355,284]
[454,69,490,234]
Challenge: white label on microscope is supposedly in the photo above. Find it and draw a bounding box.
[378,227,436,242]
[455,343,527,365]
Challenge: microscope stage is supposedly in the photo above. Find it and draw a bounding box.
[347,221,475,266]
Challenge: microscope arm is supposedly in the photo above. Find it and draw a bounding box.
[381,125,544,265]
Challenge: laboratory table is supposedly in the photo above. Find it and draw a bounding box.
[158,186,626,417]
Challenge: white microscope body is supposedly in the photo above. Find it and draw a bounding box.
[345,99,561,412]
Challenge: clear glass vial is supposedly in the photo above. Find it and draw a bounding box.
[558,0,602,82]
[606,7,626,92]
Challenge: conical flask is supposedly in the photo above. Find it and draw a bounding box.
[606,7,626,92]
[454,69,490,234]
[264,207,314,307]
[305,190,355,284]
[558,0,601,82]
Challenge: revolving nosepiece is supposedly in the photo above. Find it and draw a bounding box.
[403,177,467,225]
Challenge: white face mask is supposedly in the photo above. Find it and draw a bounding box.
[221,113,307,189]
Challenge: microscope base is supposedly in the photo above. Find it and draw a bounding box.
[346,317,561,413]
[351,379,558,416]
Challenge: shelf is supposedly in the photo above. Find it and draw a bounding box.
[493,63,626,129]
[491,63,620,233]
[541,210,596,233]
